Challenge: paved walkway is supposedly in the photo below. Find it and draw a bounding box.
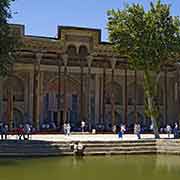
[5,133,175,142]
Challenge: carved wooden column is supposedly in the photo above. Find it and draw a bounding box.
[63,54,68,124]
[33,53,42,129]
[124,67,128,126]
[176,64,180,124]
[134,70,137,123]
[87,55,93,130]
[102,64,106,126]
[0,78,3,121]
[57,57,62,128]
[7,87,13,129]
[111,59,116,132]
[39,71,44,125]
[80,57,84,123]
[99,76,102,123]
[164,68,168,124]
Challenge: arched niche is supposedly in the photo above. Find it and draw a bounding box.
[67,44,77,57]
[79,45,88,57]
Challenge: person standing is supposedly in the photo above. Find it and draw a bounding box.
[118,124,126,138]
[66,123,71,136]
[24,123,31,140]
[166,124,172,138]
[4,124,8,140]
[173,122,179,139]
[63,123,67,135]
[81,121,85,133]
[134,123,141,139]
[0,122,4,140]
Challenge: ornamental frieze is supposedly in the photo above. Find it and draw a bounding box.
[22,37,63,52]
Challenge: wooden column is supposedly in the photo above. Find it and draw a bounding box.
[57,58,61,128]
[164,68,168,124]
[0,78,3,121]
[7,87,13,129]
[99,76,102,123]
[80,58,84,123]
[102,65,106,125]
[33,53,42,129]
[134,70,137,123]
[176,65,180,125]
[63,55,68,124]
[124,68,128,126]
[111,59,116,132]
[8,66,14,129]
[87,55,93,130]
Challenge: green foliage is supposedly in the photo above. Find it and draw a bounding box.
[107,1,180,135]
[107,0,180,72]
[0,0,19,77]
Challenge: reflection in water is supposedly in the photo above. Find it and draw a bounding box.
[0,155,179,180]
[156,155,180,172]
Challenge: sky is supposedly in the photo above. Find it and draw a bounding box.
[9,0,180,41]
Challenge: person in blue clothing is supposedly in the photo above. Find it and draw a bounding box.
[118,124,126,138]
[134,123,141,139]
[0,123,8,140]
[173,122,179,139]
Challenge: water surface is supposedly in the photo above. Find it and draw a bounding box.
[0,155,179,180]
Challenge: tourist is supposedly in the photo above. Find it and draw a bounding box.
[63,123,67,135]
[66,123,71,136]
[173,122,179,139]
[0,122,3,140]
[4,124,8,140]
[166,124,172,138]
[70,141,85,156]
[134,123,141,139]
[81,120,85,133]
[112,125,117,134]
[118,124,126,138]
[17,124,24,140]
[0,123,7,140]
[24,123,31,140]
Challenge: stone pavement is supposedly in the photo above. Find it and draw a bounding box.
[5,133,174,142]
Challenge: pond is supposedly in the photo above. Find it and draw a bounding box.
[0,155,180,180]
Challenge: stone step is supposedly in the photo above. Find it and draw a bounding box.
[84,146,156,152]
[0,151,73,157]
[84,150,156,155]
[83,143,156,147]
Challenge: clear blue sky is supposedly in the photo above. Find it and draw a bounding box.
[9,0,180,41]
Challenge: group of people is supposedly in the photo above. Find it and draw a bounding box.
[17,123,31,140]
[63,121,86,136]
[0,122,31,141]
[117,122,179,139]
[0,123,8,140]
[164,123,179,138]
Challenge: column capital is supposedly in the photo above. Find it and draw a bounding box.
[62,54,68,66]
[111,58,117,69]
[35,53,43,64]
[87,55,93,68]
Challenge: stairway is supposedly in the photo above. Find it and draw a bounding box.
[0,139,158,157]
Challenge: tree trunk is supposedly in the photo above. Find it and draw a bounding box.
[147,96,160,138]
[144,70,160,139]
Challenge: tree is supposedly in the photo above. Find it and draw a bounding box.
[0,0,19,77]
[107,0,180,138]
